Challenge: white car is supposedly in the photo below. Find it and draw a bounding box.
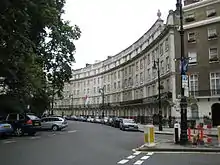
[87,117,94,122]
[94,117,101,123]
[103,117,109,124]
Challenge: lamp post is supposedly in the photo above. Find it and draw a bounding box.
[176,0,188,145]
[51,84,55,116]
[99,87,105,118]
[153,58,163,131]
[69,94,74,114]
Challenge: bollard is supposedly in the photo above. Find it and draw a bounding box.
[174,123,180,144]
[144,125,155,147]
[218,126,220,147]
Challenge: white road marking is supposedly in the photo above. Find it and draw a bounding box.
[146,152,154,155]
[117,159,129,164]
[68,130,77,133]
[30,136,41,140]
[134,160,144,165]
[3,140,16,144]
[133,151,141,155]
[127,155,136,159]
[140,156,150,160]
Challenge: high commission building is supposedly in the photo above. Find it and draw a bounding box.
[54,0,220,126]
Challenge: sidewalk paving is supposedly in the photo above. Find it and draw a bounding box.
[138,124,218,137]
[135,140,220,152]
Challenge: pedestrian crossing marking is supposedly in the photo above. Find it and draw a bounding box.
[117,159,129,164]
[127,155,135,159]
[134,160,144,165]
[133,151,141,155]
[140,156,150,160]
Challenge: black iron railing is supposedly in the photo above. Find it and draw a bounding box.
[189,89,220,97]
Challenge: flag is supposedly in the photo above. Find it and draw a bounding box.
[84,95,89,106]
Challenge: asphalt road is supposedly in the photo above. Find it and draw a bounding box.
[0,121,219,165]
[0,121,143,165]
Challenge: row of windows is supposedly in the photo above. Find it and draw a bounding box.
[70,55,171,92]
[185,7,217,23]
[189,72,220,96]
[188,26,218,43]
[188,47,219,64]
[72,36,170,80]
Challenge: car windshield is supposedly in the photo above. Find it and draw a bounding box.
[27,115,40,120]
[123,119,135,123]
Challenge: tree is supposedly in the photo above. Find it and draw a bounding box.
[0,0,81,114]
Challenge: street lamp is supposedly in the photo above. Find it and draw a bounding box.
[99,86,105,118]
[69,94,74,112]
[153,58,163,131]
[176,0,188,145]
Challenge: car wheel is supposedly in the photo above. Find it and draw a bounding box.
[14,127,24,137]
[52,125,59,131]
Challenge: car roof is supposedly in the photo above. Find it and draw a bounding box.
[42,116,63,119]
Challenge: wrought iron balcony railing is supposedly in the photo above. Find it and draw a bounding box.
[189,89,220,97]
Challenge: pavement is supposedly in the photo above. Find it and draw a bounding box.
[0,121,220,165]
[138,124,219,137]
[136,141,220,153]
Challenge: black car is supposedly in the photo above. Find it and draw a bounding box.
[112,117,123,128]
[6,113,41,136]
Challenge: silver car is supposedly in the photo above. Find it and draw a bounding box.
[41,117,68,131]
[120,119,138,131]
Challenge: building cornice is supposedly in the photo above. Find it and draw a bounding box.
[183,16,220,29]
[183,0,220,12]
[70,25,175,82]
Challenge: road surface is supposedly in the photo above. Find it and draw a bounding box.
[0,121,219,165]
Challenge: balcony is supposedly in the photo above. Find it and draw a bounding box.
[208,33,218,40]
[189,89,220,97]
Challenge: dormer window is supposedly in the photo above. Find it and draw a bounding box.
[206,8,216,17]
[185,13,195,22]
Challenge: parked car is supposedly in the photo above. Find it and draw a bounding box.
[0,121,13,138]
[119,119,138,131]
[94,117,101,123]
[41,117,68,131]
[107,117,113,126]
[6,113,41,136]
[87,116,94,122]
[77,116,87,122]
[112,117,122,128]
[65,115,77,121]
[101,117,109,124]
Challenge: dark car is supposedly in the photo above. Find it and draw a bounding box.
[112,117,123,128]
[6,113,41,136]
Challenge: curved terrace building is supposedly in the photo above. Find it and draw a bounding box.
[54,10,177,123]
[54,0,220,126]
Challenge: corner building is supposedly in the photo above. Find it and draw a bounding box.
[180,0,220,126]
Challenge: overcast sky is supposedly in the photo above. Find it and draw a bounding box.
[63,0,176,69]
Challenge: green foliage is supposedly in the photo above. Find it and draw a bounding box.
[0,0,81,114]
